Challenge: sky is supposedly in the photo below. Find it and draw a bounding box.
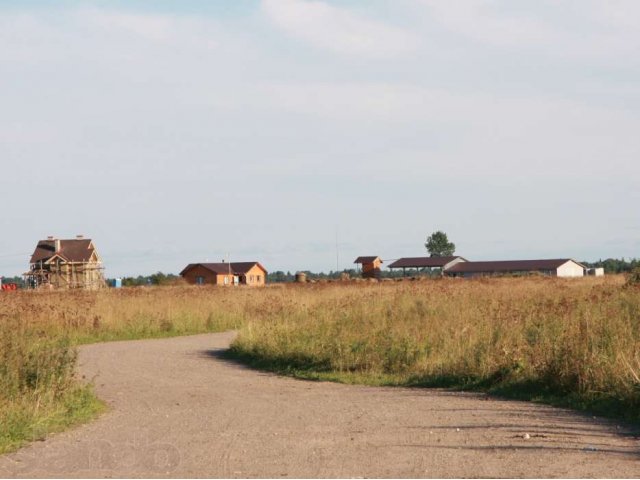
[1,0,639,277]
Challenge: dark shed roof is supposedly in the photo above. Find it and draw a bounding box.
[446,259,583,274]
[30,239,96,264]
[180,262,267,276]
[354,256,381,264]
[388,256,465,269]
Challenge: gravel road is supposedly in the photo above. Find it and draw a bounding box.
[0,332,638,478]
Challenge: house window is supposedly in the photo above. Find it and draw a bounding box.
[223,276,229,285]
[196,276,205,285]
[257,275,261,283]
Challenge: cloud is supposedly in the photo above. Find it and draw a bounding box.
[1,3,639,274]
[261,0,419,57]
[420,0,640,63]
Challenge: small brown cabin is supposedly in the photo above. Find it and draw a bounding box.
[180,262,267,286]
[354,256,383,279]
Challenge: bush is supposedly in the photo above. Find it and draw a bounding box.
[625,267,640,287]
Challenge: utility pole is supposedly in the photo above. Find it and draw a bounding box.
[335,228,339,273]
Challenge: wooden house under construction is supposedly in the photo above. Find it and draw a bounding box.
[25,235,106,290]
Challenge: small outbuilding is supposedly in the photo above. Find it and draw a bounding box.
[445,259,586,278]
[586,267,605,277]
[354,256,383,279]
[180,262,267,286]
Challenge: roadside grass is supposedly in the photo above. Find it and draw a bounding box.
[0,286,247,453]
[2,277,639,453]
[0,319,105,454]
[226,276,640,424]
[0,386,104,455]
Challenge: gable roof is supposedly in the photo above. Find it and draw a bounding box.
[30,239,97,264]
[180,262,267,276]
[354,256,382,264]
[445,259,584,274]
[388,256,465,269]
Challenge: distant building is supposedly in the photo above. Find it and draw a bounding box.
[388,256,467,275]
[445,259,586,278]
[25,235,106,290]
[180,262,267,286]
[354,256,383,279]
[586,267,605,277]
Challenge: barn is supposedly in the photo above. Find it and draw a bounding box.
[180,262,267,286]
[444,259,586,278]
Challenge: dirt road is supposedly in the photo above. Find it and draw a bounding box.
[0,332,638,478]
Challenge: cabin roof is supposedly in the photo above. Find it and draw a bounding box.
[353,256,382,264]
[180,262,267,276]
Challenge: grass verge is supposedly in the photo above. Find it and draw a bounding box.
[224,347,640,424]
[0,386,105,454]
[226,277,640,424]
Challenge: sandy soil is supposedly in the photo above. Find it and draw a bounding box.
[0,332,638,478]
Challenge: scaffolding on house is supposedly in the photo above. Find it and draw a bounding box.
[25,260,106,290]
[23,237,107,290]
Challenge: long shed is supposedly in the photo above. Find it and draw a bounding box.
[445,259,585,278]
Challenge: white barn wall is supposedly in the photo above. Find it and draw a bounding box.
[556,261,585,278]
[443,257,467,270]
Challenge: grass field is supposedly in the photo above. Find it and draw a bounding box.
[229,276,640,421]
[1,276,639,452]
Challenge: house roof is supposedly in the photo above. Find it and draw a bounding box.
[30,239,97,264]
[445,259,584,274]
[388,256,465,269]
[180,262,267,276]
[354,256,382,264]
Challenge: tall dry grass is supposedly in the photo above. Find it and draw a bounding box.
[0,319,101,453]
[0,285,252,452]
[229,276,640,420]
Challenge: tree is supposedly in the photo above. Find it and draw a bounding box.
[425,231,455,257]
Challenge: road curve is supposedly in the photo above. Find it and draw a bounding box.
[0,332,638,478]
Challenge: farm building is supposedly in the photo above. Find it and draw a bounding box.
[388,256,467,276]
[180,262,267,286]
[25,235,106,290]
[354,256,383,279]
[444,259,586,278]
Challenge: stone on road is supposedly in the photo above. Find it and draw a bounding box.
[0,332,638,478]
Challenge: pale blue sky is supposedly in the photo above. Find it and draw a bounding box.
[1,0,639,277]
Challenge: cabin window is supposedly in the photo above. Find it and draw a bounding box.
[196,276,205,285]
[257,275,261,282]
[223,276,229,285]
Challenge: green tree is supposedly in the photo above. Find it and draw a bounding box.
[425,231,455,257]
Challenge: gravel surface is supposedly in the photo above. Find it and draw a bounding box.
[0,332,638,478]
